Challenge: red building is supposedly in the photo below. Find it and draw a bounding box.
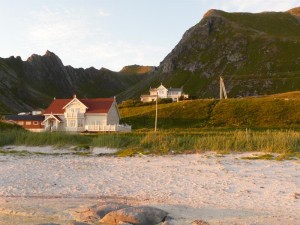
[4,115,45,132]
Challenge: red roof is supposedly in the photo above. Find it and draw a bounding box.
[44,98,115,114]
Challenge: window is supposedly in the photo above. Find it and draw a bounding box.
[26,121,31,125]
[17,121,24,125]
[68,120,76,127]
[78,119,84,128]
[33,121,39,125]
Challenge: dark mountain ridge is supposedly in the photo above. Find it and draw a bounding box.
[0,50,150,113]
[1,7,300,113]
[118,7,300,100]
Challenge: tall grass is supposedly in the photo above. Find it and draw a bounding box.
[120,97,300,129]
[0,129,299,155]
[0,130,90,147]
[194,130,300,153]
[91,133,141,149]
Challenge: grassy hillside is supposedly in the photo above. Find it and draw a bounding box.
[119,91,300,129]
[120,65,155,74]
[118,8,300,101]
[0,52,149,113]
[0,121,23,131]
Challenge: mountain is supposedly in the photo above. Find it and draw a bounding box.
[0,51,149,113]
[120,65,156,74]
[1,7,300,113]
[118,7,300,100]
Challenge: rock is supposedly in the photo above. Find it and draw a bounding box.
[92,202,130,219]
[294,192,300,199]
[70,202,130,223]
[191,220,210,225]
[100,206,168,225]
[68,221,91,225]
[36,223,61,225]
[69,207,98,223]
[161,215,175,225]
[118,222,133,225]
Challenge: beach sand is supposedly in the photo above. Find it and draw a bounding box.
[0,146,299,224]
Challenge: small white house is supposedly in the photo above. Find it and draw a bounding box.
[140,84,188,102]
[43,95,131,132]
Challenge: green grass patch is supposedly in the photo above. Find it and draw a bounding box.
[0,130,91,147]
[120,95,300,129]
[241,154,275,160]
[116,147,148,157]
[0,129,299,156]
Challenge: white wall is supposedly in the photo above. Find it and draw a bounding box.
[85,114,107,126]
[65,100,87,114]
[107,103,120,125]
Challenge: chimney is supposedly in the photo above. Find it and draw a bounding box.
[73,94,77,99]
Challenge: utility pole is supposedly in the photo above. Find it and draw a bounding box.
[220,76,228,99]
[154,91,158,132]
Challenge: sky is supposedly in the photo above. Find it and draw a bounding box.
[0,0,299,71]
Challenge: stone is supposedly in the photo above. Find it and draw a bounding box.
[161,215,175,225]
[69,207,98,223]
[68,221,91,225]
[69,202,130,223]
[36,224,61,225]
[100,206,168,225]
[118,222,133,225]
[92,202,130,219]
[191,220,210,225]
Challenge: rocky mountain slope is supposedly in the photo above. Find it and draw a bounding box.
[0,51,150,113]
[118,7,300,100]
[1,7,300,113]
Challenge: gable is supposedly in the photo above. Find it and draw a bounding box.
[44,98,115,115]
[81,98,114,113]
[44,99,71,114]
[63,98,88,110]
[157,84,167,91]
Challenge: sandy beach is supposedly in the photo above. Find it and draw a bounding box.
[0,146,299,224]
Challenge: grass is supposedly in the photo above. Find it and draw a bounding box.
[0,128,299,157]
[241,154,275,160]
[0,129,91,147]
[0,121,23,131]
[120,94,300,129]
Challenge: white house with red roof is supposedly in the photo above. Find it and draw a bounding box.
[140,84,189,102]
[43,95,131,132]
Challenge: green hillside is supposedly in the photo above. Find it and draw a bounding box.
[0,51,148,113]
[120,65,155,74]
[119,91,300,129]
[118,7,300,101]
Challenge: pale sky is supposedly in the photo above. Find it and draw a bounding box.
[0,0,299,71]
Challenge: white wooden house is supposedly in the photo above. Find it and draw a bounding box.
[43,95,131,132]
[140,84,188,102]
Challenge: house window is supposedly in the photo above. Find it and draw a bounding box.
[78,119,84,127]
[33,121,39,125]
[26,121,31,125]
[68,120,76,127]
[17,121,24,125]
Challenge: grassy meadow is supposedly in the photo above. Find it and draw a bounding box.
[0,128,299,158]
[0,92,299,157]
[119,92,300,129]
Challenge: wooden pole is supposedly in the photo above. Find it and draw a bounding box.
[220,76,223,99]
[154,91,158,132]
[220,76,228,99]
